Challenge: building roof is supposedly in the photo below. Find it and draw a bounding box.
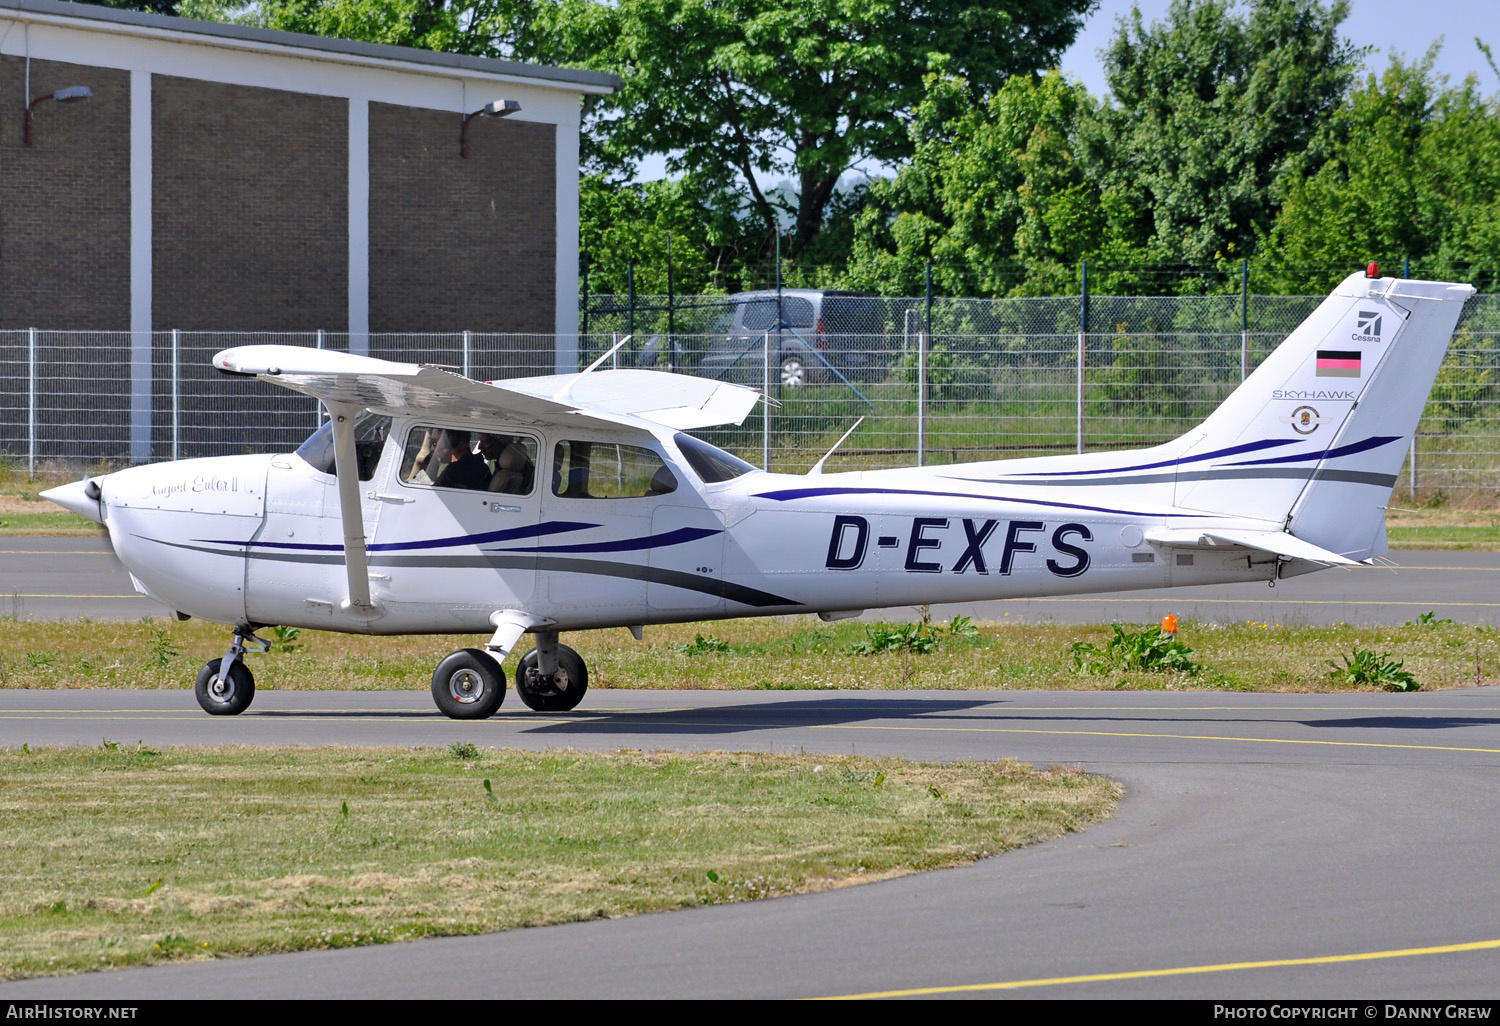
[1,0,620,94]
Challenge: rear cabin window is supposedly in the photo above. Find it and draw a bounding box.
[552,441,677,499]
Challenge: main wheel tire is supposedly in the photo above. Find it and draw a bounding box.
[515,645,588,712]
[431,649,506,720]
[194,658,255,716]
[780,355,809,387]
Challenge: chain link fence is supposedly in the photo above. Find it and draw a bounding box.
[4,291,1498,501]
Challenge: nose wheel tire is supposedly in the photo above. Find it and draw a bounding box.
[194,659,255,715]
[780,355,808,387]
[431,649,506,719]
[515,645,589,712]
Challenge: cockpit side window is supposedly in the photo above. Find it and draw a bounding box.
[294,412,391,482]
[552,441,677,498]
[400,426,538,494]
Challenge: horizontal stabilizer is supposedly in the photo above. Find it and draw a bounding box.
[1144,527,1363,566]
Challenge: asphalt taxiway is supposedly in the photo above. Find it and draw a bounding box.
[2,687,1499,999]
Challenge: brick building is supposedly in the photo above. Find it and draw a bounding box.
[1,0,616,461]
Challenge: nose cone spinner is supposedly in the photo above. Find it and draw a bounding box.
[40,478,105,525]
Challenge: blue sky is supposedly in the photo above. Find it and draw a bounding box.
[1063,0,1499,96]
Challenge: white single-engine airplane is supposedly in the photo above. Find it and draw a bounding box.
[44,267,1473,718]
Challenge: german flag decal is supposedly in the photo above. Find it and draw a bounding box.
[1316,350,1361,377]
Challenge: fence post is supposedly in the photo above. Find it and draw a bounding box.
[1410,435,1417,501]
[921,262,932,467]
[1240,259,1249,381]
[627,260,635,342]
[924,261,933,341]
[315,330,326,426]
[171,329,180,461]
[462,330,471,378]
[580,248,590,340]
[27,327,36,477]
[918,326,929,467]
[763,330,772,471]
[1077,261,1088,454]
[666,234,675,370]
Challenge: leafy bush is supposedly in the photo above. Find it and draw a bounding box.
[269,625,304,653]
[848,611,979,656]
[1328,649,1421,691]
[674,633,732,655]
[1069,624,1200,675]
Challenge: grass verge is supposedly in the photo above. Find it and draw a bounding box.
[0,745,1117,981]
[2,615,1494,693]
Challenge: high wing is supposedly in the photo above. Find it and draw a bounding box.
[212,344,763,620]
[212,345,762,431]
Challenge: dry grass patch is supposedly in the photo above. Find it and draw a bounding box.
[0,745,1118,981]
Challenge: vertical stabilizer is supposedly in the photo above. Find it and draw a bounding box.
[1172,271,1473,558]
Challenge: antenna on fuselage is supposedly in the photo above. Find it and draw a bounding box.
[808,417,865,476]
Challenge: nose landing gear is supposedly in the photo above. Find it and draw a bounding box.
[194,627,269,715]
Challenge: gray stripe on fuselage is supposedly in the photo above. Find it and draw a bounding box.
[963,468,1397,488]
[141,537,797,608]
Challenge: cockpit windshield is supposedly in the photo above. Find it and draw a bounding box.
[674,432,758,483]
[294,411,392,481]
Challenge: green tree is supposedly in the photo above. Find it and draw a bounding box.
[579,173,756,296]
[1259,48,1500,289]
[1088,0,1361,269]
[844,70,1099,296]
[554,0,1096,258]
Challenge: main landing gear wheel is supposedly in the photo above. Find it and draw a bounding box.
[516,644,588,712]
[431,649,506,720]
[195,658,255,716]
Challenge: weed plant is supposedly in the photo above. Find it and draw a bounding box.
[1069,624,1200,676]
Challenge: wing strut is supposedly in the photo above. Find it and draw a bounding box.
[327,401,378,615]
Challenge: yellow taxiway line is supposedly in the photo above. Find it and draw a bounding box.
[818,937,1500,998]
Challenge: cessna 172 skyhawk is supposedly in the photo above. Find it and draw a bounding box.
[43,268,1473,719]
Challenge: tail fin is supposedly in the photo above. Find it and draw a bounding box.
[1171,270,1474,559]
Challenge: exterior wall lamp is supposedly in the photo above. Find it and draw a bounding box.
[24,85,92,145]
[461,98,519,158]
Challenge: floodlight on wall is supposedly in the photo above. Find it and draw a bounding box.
[461,98,520,158]
[24,85,92,146]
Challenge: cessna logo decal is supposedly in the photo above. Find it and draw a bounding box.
[1278,405,1324,435]
[825,515,1092,578]
[1352,309,1383,342]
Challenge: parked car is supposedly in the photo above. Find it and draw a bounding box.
[694,289,886,387]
